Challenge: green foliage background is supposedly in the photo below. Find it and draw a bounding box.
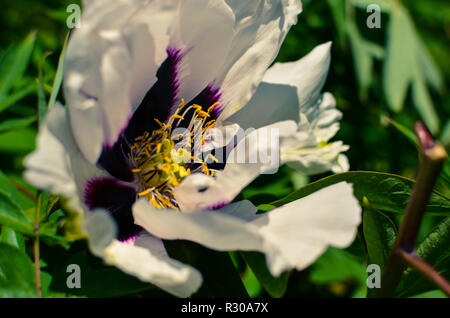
[0,0,449,298]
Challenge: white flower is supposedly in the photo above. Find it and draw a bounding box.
[24,0,360,297]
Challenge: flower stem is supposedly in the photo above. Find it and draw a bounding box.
[399,250,450,297]
[34,191,42,298]
[376,122,448,297]
[8,177,36,202]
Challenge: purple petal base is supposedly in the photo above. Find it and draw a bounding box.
[84,177,143,241]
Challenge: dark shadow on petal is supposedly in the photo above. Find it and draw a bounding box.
[98,144,134,182]
[97,47,183,181]
[124,46,182,141]
[84,177,142,241]
[177,84,223,129]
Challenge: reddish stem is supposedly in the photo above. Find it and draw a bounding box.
[375,122,447,297]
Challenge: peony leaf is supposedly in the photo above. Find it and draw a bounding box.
[271,171,450,216]
[396,217,450,297]
[241,251,289,298]
[383,6,416,112]
[0,243,37,297]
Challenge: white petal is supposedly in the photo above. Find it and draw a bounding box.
[201,123,240,153]
[224,82,299,130]
[24,104,106,211]
[295,92,342,144]
[174,121,297,211]
[102,239,202,297]
[226,42,333,130]
[280,93,349,175]
[135,232,168,258]
[224,44,347,176]
[65,0,176,162]
[24,108,76,199]
[217,0,303,120]
[133,199,264,252]
[282,140,350,175]
[84,200,202,298]
[169,0,235,103]
[134,182,361,278]
[217,200,259,222]
[264,41,332,113]
[126,0,180,107]
[250,181,361,275]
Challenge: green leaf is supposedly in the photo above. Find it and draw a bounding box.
[416,39,444,93]
[46,241,156,297]
[346,18,373,100]
[256,204,276,213]
[165,240,249,297]
[0,172,36,247]
[362,200,397,272]
[411,67,440,134]
[0,128,36,153]
[48,33,69,110]
[0,116,36,133]
[38,52,52,126]
[326,0,346,46]
[0,226,25,251]
[241,168,293,202]
[5,175,36,211]
[363,40,385,60]
[383,116,419,148]
[0,169,18,202]
[0,83,36,114]
[396,217,450,297]
[41,271,53,298]
[309,247,367,297]
[0,32,36,100]
[271,171,450,216]
[383,6,416,112]
[411,289,447,298]
[442,120,450,150]
[0,189,34,234]
[351,0,391,13]
[241,252,289,298]
[0,243,37,297]
[242,264,263,298]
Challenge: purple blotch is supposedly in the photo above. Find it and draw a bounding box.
[84,177,143,241]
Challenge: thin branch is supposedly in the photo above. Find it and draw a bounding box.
[399,250,450,297]
[34,192,42,298]
[376,122,448,297]
[8,178,36,202]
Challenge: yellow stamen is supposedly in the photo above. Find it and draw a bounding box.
[130,97,222,211]
[170,114,184,120]
[207,153,219,163]
[178,98,185,109]
[154,118,165,128]
[196,110,210,118]
[208,102,221,113]
[138,188,153,197]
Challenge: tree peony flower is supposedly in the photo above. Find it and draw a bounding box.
[24,0,360,297]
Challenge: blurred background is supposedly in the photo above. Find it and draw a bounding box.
[0,0,448,298]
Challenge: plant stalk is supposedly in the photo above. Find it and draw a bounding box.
[34,192,42,298]
[376,123,447,297]
[399,250,450,297]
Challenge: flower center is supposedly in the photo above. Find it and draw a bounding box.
[128,100,220,210]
